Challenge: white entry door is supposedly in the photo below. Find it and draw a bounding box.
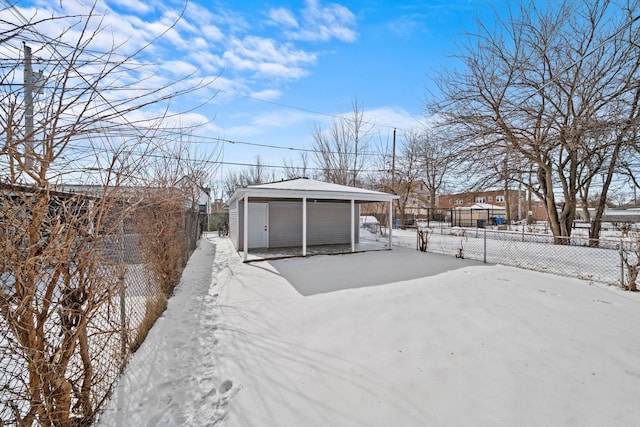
[248,203,269,248]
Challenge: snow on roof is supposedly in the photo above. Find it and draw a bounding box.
[603,209,640,216]
[230,177,397,203]
[360,215,379,224]
[456,203,505,210]
[248,178,381,194]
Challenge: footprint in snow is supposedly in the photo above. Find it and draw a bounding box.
[592,299,614,305]
[538,289,561,297]
[218,380,233,395]
[212,379,240,421]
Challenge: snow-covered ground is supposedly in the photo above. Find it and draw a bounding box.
[97,232,640,427]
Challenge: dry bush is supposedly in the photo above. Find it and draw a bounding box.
[0,185,125,426]
[0,2,220,424]
[621,233,640,292]
[129,294,167,354]
[134,188,189,298]
[121,188,195,357]
[417,226,429,252]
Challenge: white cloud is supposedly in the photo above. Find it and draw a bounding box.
[222,108,317,138]
[363,106,426,134]
[295,0,357,42]
[200,25,225,42]
[162,60,199,77]
[222,36,316,79]
[232,36,316,65]
[268,7,299,28]
[2,0,359,156]
[250,89,283,102]
[266,0,357,43]
[188,51,224,75]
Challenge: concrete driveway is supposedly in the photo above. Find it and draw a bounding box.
[268,245,487,296]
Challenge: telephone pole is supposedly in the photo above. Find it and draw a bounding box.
[24,42,35,170]
[391,128,396,227]
[23,42,43,172]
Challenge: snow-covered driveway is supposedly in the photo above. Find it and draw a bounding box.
[99,233,640,427]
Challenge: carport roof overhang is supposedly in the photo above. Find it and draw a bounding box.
[228,178,398,204]
[229,188,397,203]
[228,178,398,262]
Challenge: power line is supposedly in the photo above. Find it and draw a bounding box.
[11,138,391,175]
[212,86,402,131]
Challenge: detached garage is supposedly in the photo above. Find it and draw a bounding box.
[227,178,398,261]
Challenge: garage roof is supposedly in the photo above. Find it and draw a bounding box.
[229,177,398,203]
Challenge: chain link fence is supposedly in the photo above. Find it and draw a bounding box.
[0,186,203,426]
[402,225,638,289]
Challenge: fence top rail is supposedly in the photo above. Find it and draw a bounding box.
[419,225,634,246]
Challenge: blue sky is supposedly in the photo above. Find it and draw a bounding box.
[9,0,502,180]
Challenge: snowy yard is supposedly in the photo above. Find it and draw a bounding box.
[97,232,640,427]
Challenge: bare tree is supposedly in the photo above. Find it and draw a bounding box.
[283,151,311,180]
[393,131,427,227]
[243,155,275,185]
[219,156,280,201]
[312,99,373,185]
[420,130,454,211]
[0,4,220,425]
[221,169,244,200]
[429,0,640,243]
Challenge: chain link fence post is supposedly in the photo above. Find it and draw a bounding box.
[620,238,625,289]
[484,227,487,264]
[118,221,128,366]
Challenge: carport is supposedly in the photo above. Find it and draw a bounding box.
[227,178,398,262]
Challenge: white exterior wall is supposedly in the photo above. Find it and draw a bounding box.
[230,200,361,250]
[229,199,240,249]
[306,202,351,245]
[269,201,303,248]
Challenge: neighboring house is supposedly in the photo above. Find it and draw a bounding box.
[400,180,437,216]
[62,177,212,233]
[227,177,398,261]
[362,180,438,227]
[193,184,211,234]
[210,198,229,232]
[438,189,546,223]
[176,175,211,217]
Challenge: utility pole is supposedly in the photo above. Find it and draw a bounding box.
[23,42,43,173]
[391,128,396,227]
[24,42,34,170]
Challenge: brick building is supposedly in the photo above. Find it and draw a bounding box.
[438,189,546,223]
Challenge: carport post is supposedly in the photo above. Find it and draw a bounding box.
[351,199,355,252]
[243,194,249,262]
[388,200,393,249]
[302,197,307,257]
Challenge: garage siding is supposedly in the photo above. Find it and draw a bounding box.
[307,202,351,245]
[228,199,239,249]
[269,201,303,248]
[234,199,361,251]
